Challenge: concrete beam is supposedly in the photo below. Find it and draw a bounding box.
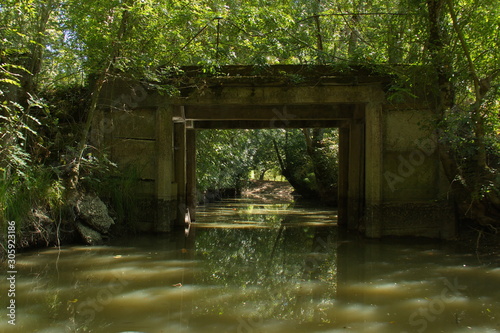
[181,104,357,121]
[193,120,342,129]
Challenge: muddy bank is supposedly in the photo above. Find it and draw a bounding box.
[242,180,295,202]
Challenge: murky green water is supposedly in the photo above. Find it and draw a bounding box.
[2,198,500,333]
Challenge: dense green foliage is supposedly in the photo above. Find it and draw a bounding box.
[197,129,258,193]
[197,128,339,201]
[422,0,500,225]
[1,0,499,247]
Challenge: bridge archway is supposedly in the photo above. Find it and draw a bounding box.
[174,103,366,232]
[94,65,456,238]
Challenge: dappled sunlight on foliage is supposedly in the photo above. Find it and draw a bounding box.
[197,129,339,203]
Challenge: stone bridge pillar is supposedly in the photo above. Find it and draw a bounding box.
[364,101,383,238]
[347,117,365,232]
[174,119,187,226]
[155,106,175,232]
[186,127,197,221]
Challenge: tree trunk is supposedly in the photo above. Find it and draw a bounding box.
[426,0,500,226]
[22,0,55,96]
[302,129,337,204]
[64,3,134,202]
[259,169,267,181]
[348,14,360,57]
[445,0,491,179]
[273,138,316,199]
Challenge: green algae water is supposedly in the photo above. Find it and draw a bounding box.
[1,198,499,333]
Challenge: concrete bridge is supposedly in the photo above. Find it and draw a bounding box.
[92,65,456,239]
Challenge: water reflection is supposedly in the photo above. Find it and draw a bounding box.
[193,226,337,325]
[1,198,499,333]
[195,198,338,228]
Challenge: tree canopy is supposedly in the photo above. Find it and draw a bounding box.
[2,0,491,81]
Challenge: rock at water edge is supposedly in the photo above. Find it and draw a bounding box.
[77,194,114,234]
[76,222,103,245]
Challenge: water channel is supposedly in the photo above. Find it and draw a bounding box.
[1,198,500,333]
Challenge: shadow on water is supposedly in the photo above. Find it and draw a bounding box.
[1,198,500,333]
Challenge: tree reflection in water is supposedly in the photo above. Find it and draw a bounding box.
[192,198,338,324]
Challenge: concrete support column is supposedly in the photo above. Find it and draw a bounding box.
[186,128,197,221]
[337,126,350,228]
[347,119,365,231]
[364,101,383,238]
[174,120,187,226]
[156,106,174,232]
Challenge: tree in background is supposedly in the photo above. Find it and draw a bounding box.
[424,0,500,226]
[197,129,339,204]
[274,129,338,203]
[197,129,256,195]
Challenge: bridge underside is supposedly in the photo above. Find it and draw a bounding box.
[93,65,456,239]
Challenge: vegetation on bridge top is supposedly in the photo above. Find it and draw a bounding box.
[153,64,397,93]
[162,64,392,79]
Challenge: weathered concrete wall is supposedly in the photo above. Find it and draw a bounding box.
[93,66,456,238]
[92,92,178,231]
[378,103,455,238]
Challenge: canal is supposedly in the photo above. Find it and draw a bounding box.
[1,198,499,332]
